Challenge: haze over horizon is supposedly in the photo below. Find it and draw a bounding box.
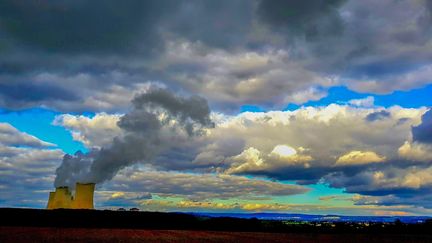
[0,0,432,216]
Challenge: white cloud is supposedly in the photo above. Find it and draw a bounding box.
[226,145,313,174]
[398,141,432,162]
[335,150,386,166]
[0,123,55,147]
[348,96,375,107]
[53,113,122,148]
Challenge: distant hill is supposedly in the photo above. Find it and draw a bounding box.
[191,212,431,224]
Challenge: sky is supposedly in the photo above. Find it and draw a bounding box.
[0,0,432,216]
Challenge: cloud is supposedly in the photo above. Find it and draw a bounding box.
[398,141,432,162]
[346,64,432,94]
[365,110,391,122]
[256,0,347,40]
[3,0,430,212]
[213,105,423,179]
[319,195,350,201]
[0,123,55,147]
[16,100,428,210]
[0,123,63,208]
[139,198,431,215]
[97,191,152,208]
[154,41,335,111]
[102,167,309,202]
[0,0,177,54]
[335,151,386,166]
[53,113,122,148]
[323,166,432,206]
[226,145,313,174]
[57,104,427,179]
[348,96,374,107]
[412,109,432,144]
[0,1,430,113]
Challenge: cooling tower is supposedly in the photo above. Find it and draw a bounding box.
[51,187,73,209]
[71,183,95,209]
[46,192,56,209]
[47,183,95,209]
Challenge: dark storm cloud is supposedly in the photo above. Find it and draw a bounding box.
[256,0,346,40]
[165,0,254,48]
[353,193,432,209]
[0,82,77,104]
[0,0,258,112]
[320,161,432,205]
[0,0,177,54]
[232,159,401,186]
[54,88,214,188]
[365,110,391,122]
[0,0,255,54]
[236,166,331,184]
[412,109,432,144]
[0,0,431,112]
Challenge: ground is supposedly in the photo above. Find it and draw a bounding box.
[1,227,431,243]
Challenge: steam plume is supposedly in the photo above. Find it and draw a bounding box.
[54,88,214,188]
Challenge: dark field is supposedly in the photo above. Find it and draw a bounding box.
[2,227,432,243]
[1,208,432,242]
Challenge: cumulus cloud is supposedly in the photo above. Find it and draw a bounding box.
[335,151,386,166]
[412,109,432,144]
[226,145,313,174]
[213,105,424,178]
[53,113,122,148]
[398,141,432,162]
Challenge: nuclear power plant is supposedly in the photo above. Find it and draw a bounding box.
[47,183,95,209]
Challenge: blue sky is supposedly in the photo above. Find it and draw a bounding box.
[240,84,432,112]
[0,0,432,216]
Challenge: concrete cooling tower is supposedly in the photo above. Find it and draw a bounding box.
[71,183,95,209]
[49,187,72,209]
[47,183,95,209]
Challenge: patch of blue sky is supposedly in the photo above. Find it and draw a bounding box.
[0,108,89,154]
[242,176,352,206]
[242,85,432,113]
[278,183,354,206]
[285,84,432,110]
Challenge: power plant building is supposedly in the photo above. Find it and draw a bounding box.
[47,183,95,209]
